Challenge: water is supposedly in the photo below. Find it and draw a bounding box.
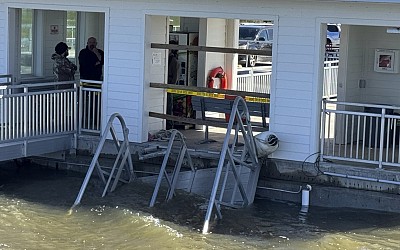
[1,161,400,249]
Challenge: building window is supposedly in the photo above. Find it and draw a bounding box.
[66,11,77,63]
[20,9,33,75]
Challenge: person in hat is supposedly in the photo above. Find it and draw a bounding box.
[51,42,77,86]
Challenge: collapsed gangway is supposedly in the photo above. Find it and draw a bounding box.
[71,96,274,234]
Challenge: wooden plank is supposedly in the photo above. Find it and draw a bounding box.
[151,43,269,56]
[150,82,270,100]
[149,112,268,132]
[149,112,228,128]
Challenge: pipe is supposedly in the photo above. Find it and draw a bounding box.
[323,171,400,185]
[301,184,312,207]
[257,185,312,206]
[257,185,302,194]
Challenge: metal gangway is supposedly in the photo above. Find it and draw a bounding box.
[139,129,196,207]
[72,113,135,209]
[71,115,195,210]
[202,96,260,234]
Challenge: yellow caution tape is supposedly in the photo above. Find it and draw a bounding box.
[167,89,225,99]
[166,88,270,103]
[245,96,270,103]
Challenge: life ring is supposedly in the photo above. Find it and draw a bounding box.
[207,66,227,89]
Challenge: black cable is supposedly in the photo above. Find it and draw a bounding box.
[301,152,324,178]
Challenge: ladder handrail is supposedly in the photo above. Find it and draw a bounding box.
[71,113,134,209]
[202,96,260,234]
[149,129,195,207]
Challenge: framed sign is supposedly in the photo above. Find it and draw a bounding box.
[374,49,399,73]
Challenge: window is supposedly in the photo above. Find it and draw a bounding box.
[66,11,77,63]
[20,9,33,75]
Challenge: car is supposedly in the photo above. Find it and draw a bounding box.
[238,24,273,67]
[327,24,341,46]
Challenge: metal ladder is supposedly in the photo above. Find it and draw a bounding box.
[140,129,195,207]
[71,113,135,209]
[202,96,260,234]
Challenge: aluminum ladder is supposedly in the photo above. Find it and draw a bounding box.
[139,129,196,207]
[71,113,135,209]
[202,96,261,234]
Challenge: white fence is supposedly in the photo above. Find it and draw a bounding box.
[321,100,400,169]
[236,61,338,99]
[236,66,272,94]
[79,80,102,134]
[0,81,77,142]
[323,60,339,99]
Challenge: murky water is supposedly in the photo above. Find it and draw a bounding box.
[1,161,400,249]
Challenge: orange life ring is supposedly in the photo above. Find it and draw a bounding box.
[207,66,227,89]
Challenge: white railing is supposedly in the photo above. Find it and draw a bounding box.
[0,81,77,142]
[321,100,400,169]
[236,61,338,98]
[323,60,339,99]
[79,80,102,134]
[0,74,12,97]
[236,66,272,94]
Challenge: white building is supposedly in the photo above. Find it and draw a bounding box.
[2,1,400,207]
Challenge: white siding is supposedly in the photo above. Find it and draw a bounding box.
[144,15,168,139]
[0,4,6,74]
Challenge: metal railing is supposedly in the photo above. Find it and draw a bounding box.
[72,113,135,209]
[0,81,77,142]
[79,79,102,134]
[0,74,12,97]
[202,96,260,234]
[236,66,272,94]
[236,61,338,98]
[323,60,339,99]
[321,100,400,169]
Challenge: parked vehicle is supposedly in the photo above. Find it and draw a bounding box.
[327,23,341,46]
[238,24,273,67]
[238,23,340,67]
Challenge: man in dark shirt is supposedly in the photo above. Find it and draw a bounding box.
[166,41,179,129]
[78,37,104,81]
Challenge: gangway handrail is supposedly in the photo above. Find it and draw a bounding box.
[202,96,260,234]
[148,129,195,207]
[71,113,135,209]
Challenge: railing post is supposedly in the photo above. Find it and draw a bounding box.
[378,108,386,169]
[78,82,82,135]
[250,68,255,92]
[23,87,28,138]
[320,100,327,161]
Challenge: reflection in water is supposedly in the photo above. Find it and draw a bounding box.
[1,161,400,249]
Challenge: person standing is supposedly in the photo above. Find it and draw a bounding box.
[78,37,104,130]
[51,42,77,88]
[166,40,179,129]
[78,37,104,81]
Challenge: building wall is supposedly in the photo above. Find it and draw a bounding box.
[362,26,400,106]
[145,15,168,136]
[3,0,400,162]
[43,10,67,78]
[0,3,6,76]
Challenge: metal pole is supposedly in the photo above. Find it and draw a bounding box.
[378,108,386,169]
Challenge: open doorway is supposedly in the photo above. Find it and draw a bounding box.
[146,15,274,139]
[9,8,105,84]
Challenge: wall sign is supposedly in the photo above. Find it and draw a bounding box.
[50,25,59,35]
[374,49,399,73]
